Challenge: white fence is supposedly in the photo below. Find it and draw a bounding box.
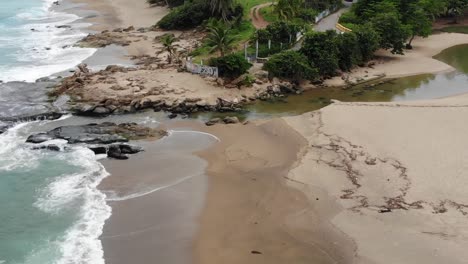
[315,9,331,23]
[186,60,218,78]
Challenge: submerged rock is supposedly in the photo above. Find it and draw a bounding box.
[0,124,10,135]
[0,112,63,123]
[32,144,61,151]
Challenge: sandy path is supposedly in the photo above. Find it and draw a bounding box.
[250,3,273,29]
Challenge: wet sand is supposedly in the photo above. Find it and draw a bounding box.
[98,130,217,264]
[194,119,356,264]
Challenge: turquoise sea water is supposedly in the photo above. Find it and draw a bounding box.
[0,0,95,82]
[0,1,109,263]
[0,122,110,264]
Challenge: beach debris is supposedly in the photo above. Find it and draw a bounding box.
[205,118,222,126]
[223,116,240,124]
[379,208,392,213]
[251,250,263,254]
[205,116,241,126]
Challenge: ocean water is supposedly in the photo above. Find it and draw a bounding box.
[0,0,96,82]
[0,121,111,264]
[0,1,110,263]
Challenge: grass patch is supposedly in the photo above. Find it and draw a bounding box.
[438,25,468,34]
[260,5,278,23]
[237,0,272,17]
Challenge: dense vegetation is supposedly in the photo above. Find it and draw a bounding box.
[209,53,252,78]
[155,0,468,81]
[157,0,243,30]
[264,50,318,81]
[340,0,468,52]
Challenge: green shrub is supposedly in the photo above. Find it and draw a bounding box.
[157,1,243,30]
[239,74,255,86]
[300,30,339,77]
[157,1,211,30]
[263,50,318,81]
[336,32,362,71]
[338,11,359,25]
[298,8,318,23]
[255,21,303,43]
[209,53,252,78]
[353,24,380,62]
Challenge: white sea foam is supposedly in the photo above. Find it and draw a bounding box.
[35,147,111,264]
[0,122,40,171]
[106,172,203,202]
[0,118,110,264]
[0,0,96,82]
[167,130,221,142]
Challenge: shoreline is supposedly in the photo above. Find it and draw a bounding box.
[193,119,357,264]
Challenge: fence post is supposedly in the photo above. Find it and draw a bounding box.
[244,43,248,59]
[255,40,259,60]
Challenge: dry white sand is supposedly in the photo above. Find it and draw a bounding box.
[284,94,468,264]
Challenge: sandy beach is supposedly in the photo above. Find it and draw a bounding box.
[69,0,168,31]
[284,95,468,263]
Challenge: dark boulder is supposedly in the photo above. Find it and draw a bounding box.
[89,146,107,155]
[107,145,128,160]
[27,133,55,144]
[119,144,143,154]
[32,144,61,151]
[0,124,10,135]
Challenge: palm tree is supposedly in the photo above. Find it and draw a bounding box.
[210,0,234,21]
[275,0,303,21]
[206,23,235,57]
[160,34,176,63]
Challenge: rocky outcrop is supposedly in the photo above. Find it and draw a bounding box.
[0,112,63,123]
[0,112,64,135]
[205,116,240,126]
[27,122,167,144]
[26,122,167,160]
[78,30,133,48]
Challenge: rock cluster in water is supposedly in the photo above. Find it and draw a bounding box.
[26,122,167,160]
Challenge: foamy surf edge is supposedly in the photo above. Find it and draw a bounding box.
[0,0,97,83]
[35,146,111,264]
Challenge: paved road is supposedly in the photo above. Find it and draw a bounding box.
[313,7,350,32]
